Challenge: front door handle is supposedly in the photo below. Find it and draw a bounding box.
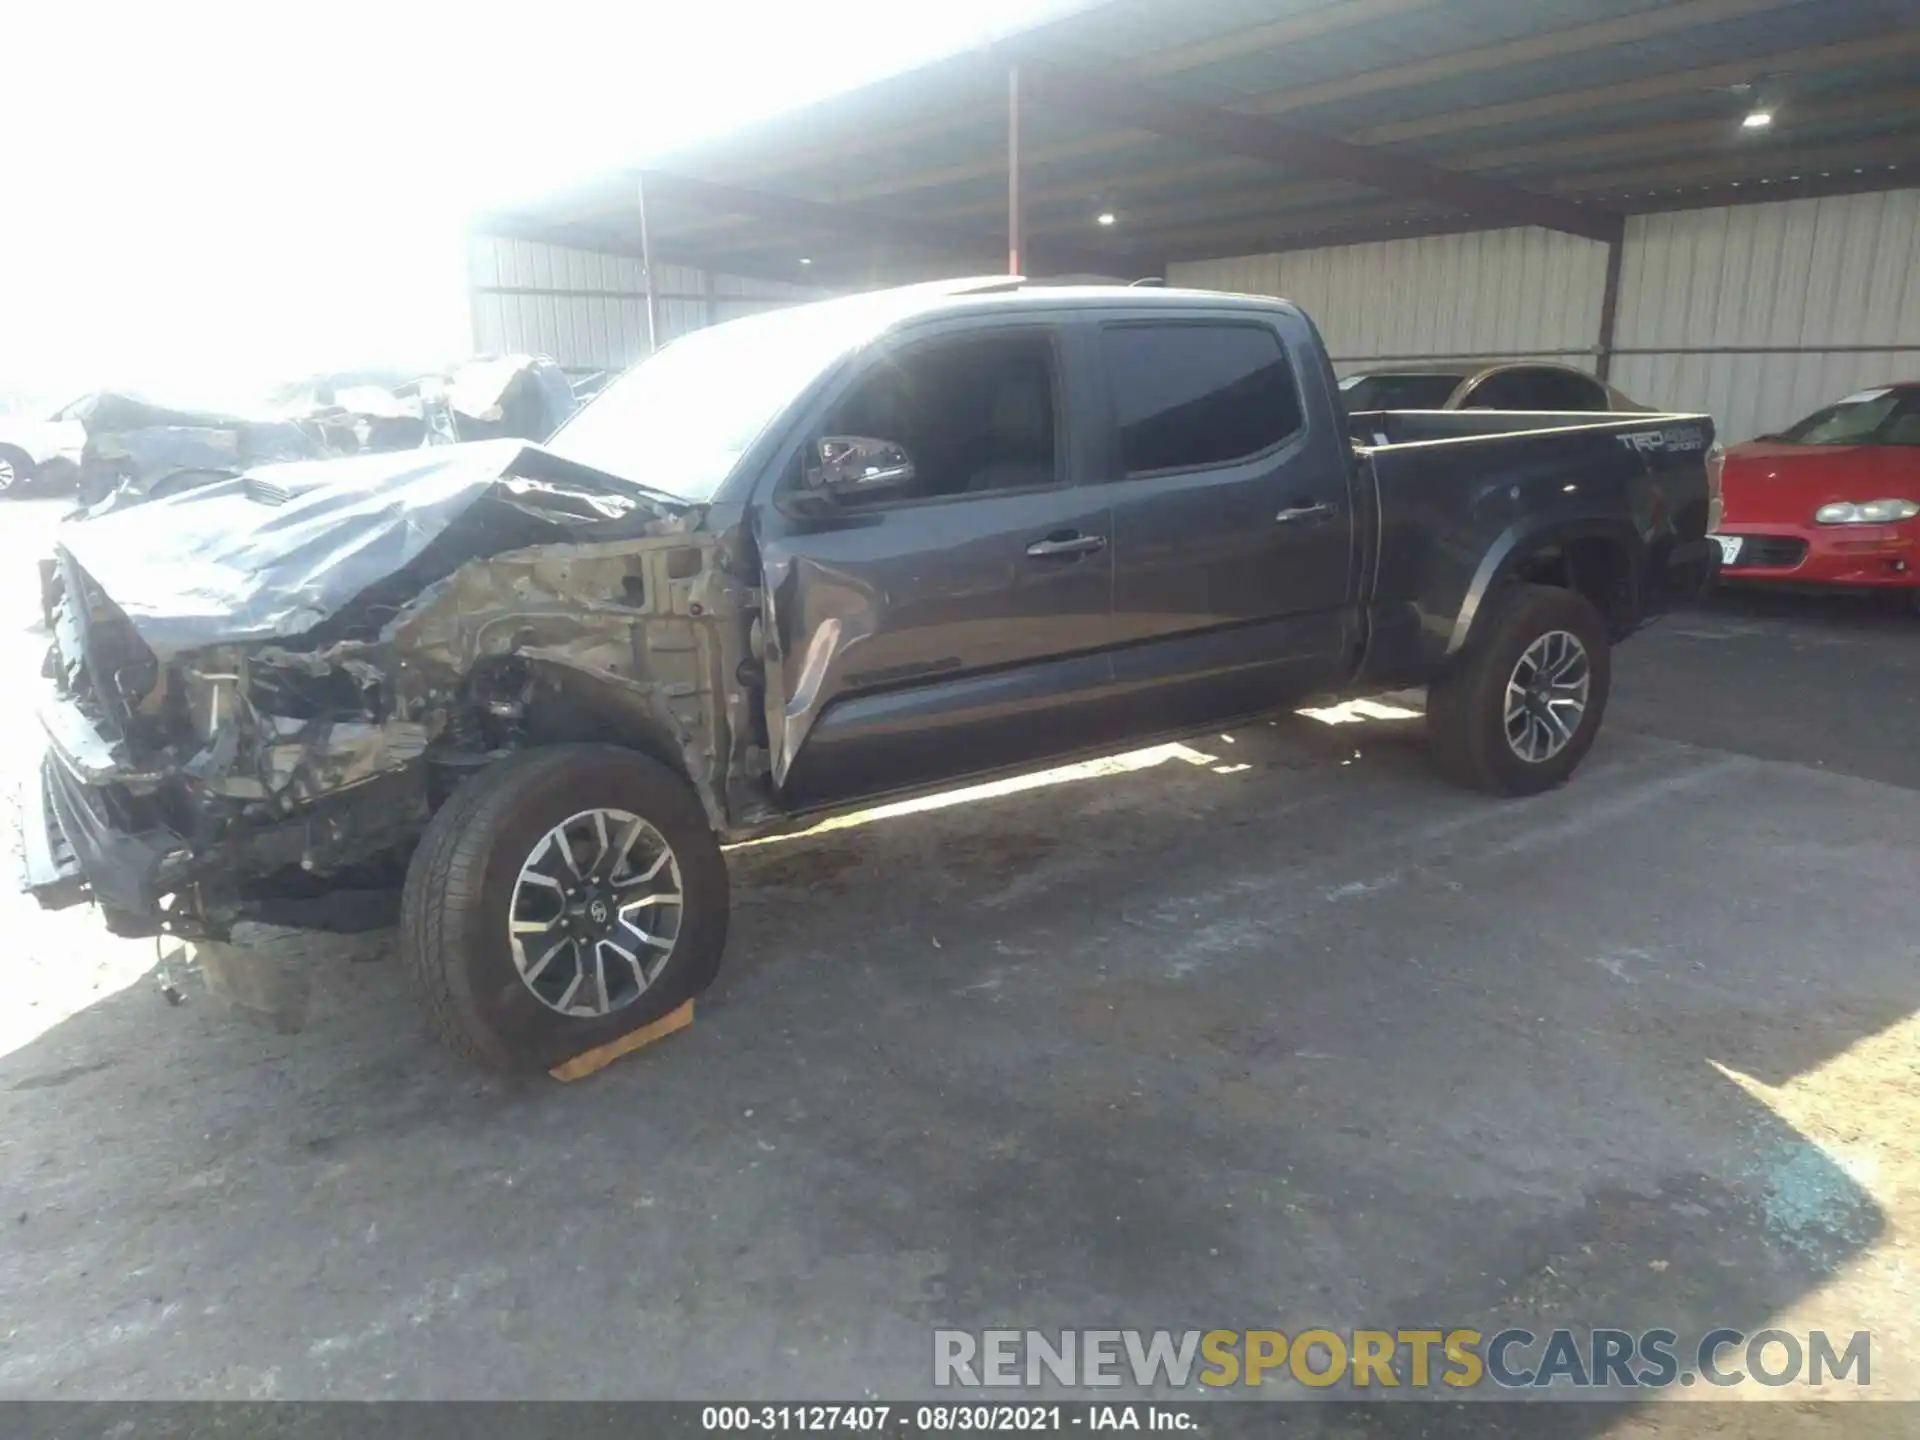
[1275,501,1338,525]
[1025,532,1107,558]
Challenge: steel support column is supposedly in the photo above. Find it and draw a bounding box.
[637,172,660,353]
[1595,228,1626,381]
[1008,65,1023,275]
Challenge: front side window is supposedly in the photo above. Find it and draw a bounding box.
[1103,323,1303,475]
[813,331,1060,506]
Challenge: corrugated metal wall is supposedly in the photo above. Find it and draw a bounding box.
[1170,228,1612,374]
[1610,188,1920,443]
[466,235,826,375]
[479,188,1920,439]
[1171,189,1920,442]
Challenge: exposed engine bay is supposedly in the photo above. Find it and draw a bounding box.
[37,438,762,941]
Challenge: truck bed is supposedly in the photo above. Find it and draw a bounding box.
[1343,407,1719,691]
[1346,407,1695,448]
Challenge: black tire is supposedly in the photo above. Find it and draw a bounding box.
[400,745,729,1072]
[0,445,36,499]
[1425,583,1612,797]
[34,456,81,497]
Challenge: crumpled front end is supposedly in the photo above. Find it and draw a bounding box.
[23,442,757,940]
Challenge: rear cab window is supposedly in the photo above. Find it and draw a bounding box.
[1101,321,1304,475]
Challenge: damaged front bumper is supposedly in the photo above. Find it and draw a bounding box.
[27,736,183,924]
[23,686,193,926]
[21,687,429,938]
[21,712,344,1031]
[19,748,94,912]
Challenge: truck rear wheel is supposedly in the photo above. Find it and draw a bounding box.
[400,745,729,1072]
[1425,583,1612,797]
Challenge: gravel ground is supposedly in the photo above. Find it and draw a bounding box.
[1,497,1914,1420]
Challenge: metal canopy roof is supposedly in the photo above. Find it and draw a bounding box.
[475,0,1920,288]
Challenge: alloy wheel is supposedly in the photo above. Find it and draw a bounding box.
[1503,630,1591,764]
[507,808,683,1017]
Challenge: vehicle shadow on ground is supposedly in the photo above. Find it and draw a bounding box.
[1698,585,1918,631]
[0,709,1909,1406]
[1614,589,1920,795]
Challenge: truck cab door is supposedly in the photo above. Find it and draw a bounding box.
[755,319,1121,811]
[1100,311,1357,731]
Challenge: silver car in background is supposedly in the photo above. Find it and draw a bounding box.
[1339,361,1651,414]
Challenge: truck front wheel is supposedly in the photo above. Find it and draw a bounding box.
[1425,583,1612,796]
[400,745,730,1071]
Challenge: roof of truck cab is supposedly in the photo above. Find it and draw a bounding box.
[938,284,1307,315]
[649,277,1309,355]
[1343,359,1588,378]
[967,281,1294,306]
[741,276,1309,331]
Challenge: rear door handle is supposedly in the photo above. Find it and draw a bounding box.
[1025,532,1107,558]
[1275,501,1338,525]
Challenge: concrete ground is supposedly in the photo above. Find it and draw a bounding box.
[1,496,1916,1420]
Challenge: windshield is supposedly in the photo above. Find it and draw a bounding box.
[544,294,903,499]
[1777,389,1920,446]
[1338,372,1465,411]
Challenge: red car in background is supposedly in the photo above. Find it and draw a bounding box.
[1711,384,1920,605]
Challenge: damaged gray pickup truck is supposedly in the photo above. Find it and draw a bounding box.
[23,278,1721,1070]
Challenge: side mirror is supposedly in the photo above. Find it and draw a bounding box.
[804,435,915,503]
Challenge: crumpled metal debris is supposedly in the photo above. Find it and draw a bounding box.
[275,354,578,458]
[67,355,579,517]
[66,391,323,510]
[56,438,686,654]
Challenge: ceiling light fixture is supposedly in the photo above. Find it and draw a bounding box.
[1742,108,1774,129]
[1096,211,1117,226]
[798,257,812,266]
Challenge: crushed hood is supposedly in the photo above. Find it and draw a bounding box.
[55,438,694,656]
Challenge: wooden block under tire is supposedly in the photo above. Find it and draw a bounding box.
[548,999,695,1081]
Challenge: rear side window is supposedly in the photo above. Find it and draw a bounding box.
[1103,323,1303,475]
